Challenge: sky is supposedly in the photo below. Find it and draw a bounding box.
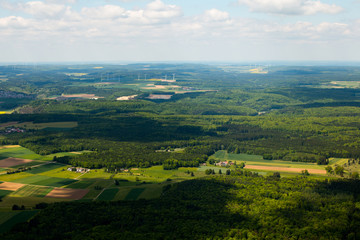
[0,0,359,63]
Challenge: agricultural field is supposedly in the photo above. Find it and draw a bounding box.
[0,145,354,235]
[0,211,38,234]
[0,146,79,162]
[0,146,202,209]
[96,188,119,201]
[10,185,53,198]
[210,151,329,175]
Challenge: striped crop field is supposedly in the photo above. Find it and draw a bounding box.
[10,185,53,198]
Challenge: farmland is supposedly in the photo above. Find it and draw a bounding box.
[1,64,360,239]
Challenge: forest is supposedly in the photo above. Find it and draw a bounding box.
[2,176,360,239]
[1,63,360,239]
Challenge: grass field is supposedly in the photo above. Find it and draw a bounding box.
[0,147,39,161]
[210,151,327,171]
[124,188,145,201]
[97,188,119,201]
[38,166,82,179]
[0,172,34,182]
[0,196,69,209]
[127,166,202,183]
[137,184,165,200]
[10,185,53,198]
[0,210,38,234]
[12,175,77,187]
[0,146,80,162]
[0,212,17,225]
[27,163,65,174]
[0,190,12,198]
[65,180,95,189]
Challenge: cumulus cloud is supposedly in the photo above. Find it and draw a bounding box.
[81,5,127,19]
[238,0,343,15]
[143,0,182,20]
[202,9,230,22]
[8,1,69,18]
[0,16,30,29]
[0,0,358,62]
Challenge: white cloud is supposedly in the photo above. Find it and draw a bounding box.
[202,9,230,22]
[0,16,30,29]
[238,0,343,15]
[143,0,182,20]
[19,1,68,18]
[0,1,358,62]
[81,5,127,19]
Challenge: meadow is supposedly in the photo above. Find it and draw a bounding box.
[0,146,79,161]
[210,151,330,172]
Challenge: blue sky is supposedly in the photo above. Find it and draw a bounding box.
[0,0,359,63]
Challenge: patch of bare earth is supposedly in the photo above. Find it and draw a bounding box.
[146,94,172,100]
[0,145,20,149]
[45,188,89,200]
[61,94,104,99]
[0,182,25,191]
[244,165,326,174]
[0,158,33,168]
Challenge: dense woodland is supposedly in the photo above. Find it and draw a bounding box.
[2,176,360,239]
[1,64,360,238]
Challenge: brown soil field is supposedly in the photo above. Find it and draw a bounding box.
[45,188,89,200]
[0,158,33,168]
[244,165,326,174]
[142,84,167,90]
[146,94,172,100]
[0,182,25,191]
[0,145,20,149]
[61,94,99,99]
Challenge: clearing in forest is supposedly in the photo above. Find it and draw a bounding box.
[244,165,326,174]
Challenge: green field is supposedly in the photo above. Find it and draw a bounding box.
[0,172,34,182]
[65,180,95,189]
[0,210,38,234]
[38,166,82,179]
[124,188,145,201]
[0,146,79,161]
[12,175,77,187]
[210,151,326,170]
[9,161,43,169]
[0,190,12,199]
[0,212,17,225]
[27,163,65,174]
[0,147,39,160]
[97,188,119,201]
[0,196,69,209]
[10,185,53,198]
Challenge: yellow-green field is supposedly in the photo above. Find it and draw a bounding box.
[209,151,357,178]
